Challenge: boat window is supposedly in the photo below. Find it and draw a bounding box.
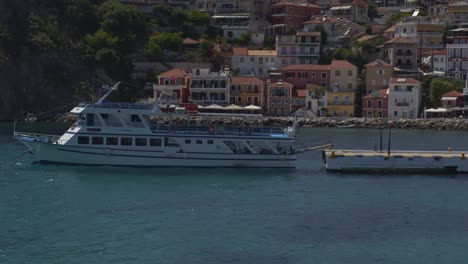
[120,137,133,146]
[106,137,118,145]
[78,114,86,120]
[207,140,214,144]
[131,114,141,122]
[135,138,147,146]
[86,113,94,126]
[196,140,203,144]
[185,139,191,144]
[101,114,109,119]
[92,137,104,145]
[165,138,180,147]
[77,136,89,144]
[149,138,162,146]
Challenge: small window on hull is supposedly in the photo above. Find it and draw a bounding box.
[106,137,118,145]
[77,136,89,144]
[207,140,214,144]
[135,138,147,146]
[150,138,162,146]
[121,138,133,146]
[92,137,104,145]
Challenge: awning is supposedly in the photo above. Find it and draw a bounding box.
[441,96,458,101]
[224,104,243,110]
[425,108,452,113]
[330,5,352,10]
[243,105,261,110]
[205,104,224,109]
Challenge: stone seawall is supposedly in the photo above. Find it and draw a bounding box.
[56,114,468,131]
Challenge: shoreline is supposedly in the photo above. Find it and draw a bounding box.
[51,114,468,131]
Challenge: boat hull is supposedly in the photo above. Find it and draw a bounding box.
[25,142,296,168]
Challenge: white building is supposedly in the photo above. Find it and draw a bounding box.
[188,68,231,105]
[387,77,422,119]
[231,47,277,76]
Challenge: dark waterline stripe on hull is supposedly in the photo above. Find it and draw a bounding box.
[35,160,295,168]
[56,148,296,161]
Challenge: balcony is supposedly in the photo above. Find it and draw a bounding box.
[395,102,409,106]
[396,51,413,57]
[330,100,353,105]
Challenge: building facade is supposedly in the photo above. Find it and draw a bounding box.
[188,68,231,105]
[362,89,388,118]
[364,59,394,94]
[446,28,468,81]
[231,47,277,76]
[275,32,321,68]
[387,77,422,119]
[266,80,294,116]
[393,16,444,52]
[230,76,265,108]
[278,64,331,89]
[384,37,419,73]
[153,68,188,104]
[270,2,321,33]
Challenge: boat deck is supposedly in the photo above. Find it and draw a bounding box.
[326,149,468,159]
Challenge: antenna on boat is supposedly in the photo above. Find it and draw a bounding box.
[379,119,383,151]
[387,126,392,156]
[96,81,121,104]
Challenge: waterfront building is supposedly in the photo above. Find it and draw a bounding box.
[387,77,422,119]
[423,49,448,73]
[230,76,265,110]
[153,68,188,104]
[266,80,294,116]
[188,68,231,105]
[362,89,388,118]
[330,60,358,92]
[440,90,464,108]
[231,47,277,76]
[364,59,394,94]
[277,64,331,89]
[446,27,468,80]
[305,83,327,117]
[275,32,321,68]
[326,91,355,117]
[384,37,419,74]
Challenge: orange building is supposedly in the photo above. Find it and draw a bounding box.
[230,76,265,110]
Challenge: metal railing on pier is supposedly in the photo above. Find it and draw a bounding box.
[150,124,290,138]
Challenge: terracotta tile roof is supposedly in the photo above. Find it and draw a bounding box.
[248,50,276,56]
[296,89,307,97]
[232,47,248,55]
[281,64,331,71]
[441,90,463,97]
[363,88,388,99]
[304,16,338,24]
[365,59,392,67]
[231,76,264,84]
[159,68,187,79]
[356,35,379,43]
[331,60,356,68]
[385,37,417,44]
[183,38,199,45]
[390,77,421,85]
[384,25,395,32]
[272,2,321,9]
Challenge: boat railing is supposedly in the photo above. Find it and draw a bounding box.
[150,124,291,137]
[77,102,155,110]
[14,132,65,144]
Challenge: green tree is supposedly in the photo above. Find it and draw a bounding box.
[315,25,328,45]
[386,12,411,26]
[95,47,120,67]
[181,22,197,38]
[263,35,275,49]
[84,29,118,51]
[66,0,99,36]
[368,4,378,21]
[144,36,162,60]
[236,32,250,45]
[429,78,457,107]
[186,10,210,26]
[153,32,183,51]
[197,39,214,62]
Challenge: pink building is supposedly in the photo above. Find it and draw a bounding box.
[362,89,388,118]
[277,64,331,89]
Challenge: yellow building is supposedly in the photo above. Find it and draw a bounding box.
[230,76,265,109]
[326,91,355,117]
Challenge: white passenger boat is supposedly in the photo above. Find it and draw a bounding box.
[14,83,298,168]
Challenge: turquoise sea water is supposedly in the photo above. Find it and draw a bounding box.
[3,123,468,263]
